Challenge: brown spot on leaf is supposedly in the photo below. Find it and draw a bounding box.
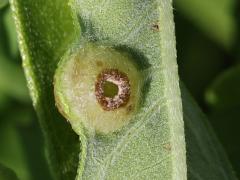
[163,143,171,151]
[151,22,160,32]
[126,104,134,113]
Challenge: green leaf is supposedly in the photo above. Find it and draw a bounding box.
[10,0,237,179]
[63,1,186,179]
[182,84,237,180]
[10,0,80,179]
[0,163,18,180]
[11,0,186,179]
[205,65,240,177]
[208,108,240,179]
[174,0,237,50]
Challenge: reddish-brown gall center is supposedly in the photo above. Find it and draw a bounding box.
[95,69,130,111]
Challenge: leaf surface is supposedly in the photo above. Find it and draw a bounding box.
[71,1,186,179]
[10,0,80,179]
[10,0,237,179]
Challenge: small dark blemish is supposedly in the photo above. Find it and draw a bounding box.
[126,104,134,113]
[151,22,160,32]
[163,143,171,151]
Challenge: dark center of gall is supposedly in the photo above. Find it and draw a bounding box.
[95,69,130,111]
[102,81,119,98]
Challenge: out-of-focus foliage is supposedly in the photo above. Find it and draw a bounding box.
[174,0,240,178]
[0,4,28,103]
[0,0,8,9]
[206,66,240,109]
[0,5,51,180]
[205,66,240,177]
[175,0,237,50]
[0,163,18,180]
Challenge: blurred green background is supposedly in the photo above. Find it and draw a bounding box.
[0,0,239,179]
